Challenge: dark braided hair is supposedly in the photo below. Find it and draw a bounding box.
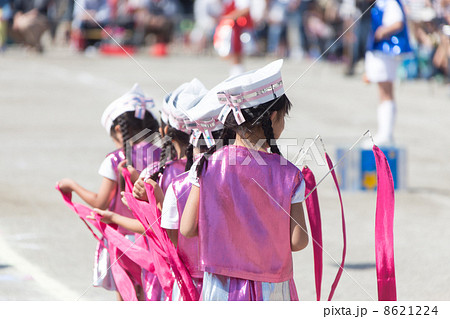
[111,110,160,158]
[196,94,292,177]
[149,122,190,182]
[110,110,160,190]
[185,129,232,171]
[185,144,194,171]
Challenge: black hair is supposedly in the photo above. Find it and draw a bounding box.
[184,129,234,171]
[110,110,160,190]
[111,110,160,156]
[149,122,190,182]
[196,94,292,177]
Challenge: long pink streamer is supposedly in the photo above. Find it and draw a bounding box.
[325,153,347,301]
[143,182,200,301]
[56,186,138,301]
[122,168,199,300]
[301,167,323,301]
[373,146,397,301]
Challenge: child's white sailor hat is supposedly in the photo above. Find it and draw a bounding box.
[167,78,208,133]
[216,59,284,125]
[186,60,284,147]
[101,83,156,134]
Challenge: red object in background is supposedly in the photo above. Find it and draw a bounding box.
[150,43,168,57]
[70,29,85,52]
[100,43,137,56]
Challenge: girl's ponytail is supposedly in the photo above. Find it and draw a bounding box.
[185,144,194,171]
[196,127,234,177]
[261,115,281,155]
[149,136,173,182]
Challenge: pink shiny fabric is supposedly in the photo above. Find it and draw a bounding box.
[57,186,139,300]
[226,278,299,301]
[121,169,175,299]
[301,166,323,301]
[109,142,161,235]
[172,172,203,279]
[373,146,397,301]
[122,168,200,300]
[325,153,347,301]
[198,145,303,282]
[159,158,187,194]
[143,182,200,301]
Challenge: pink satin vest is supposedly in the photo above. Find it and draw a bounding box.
[198,145,303,282]
[159,158,187,194]
[172,172,203,279]
[109,142,161,235]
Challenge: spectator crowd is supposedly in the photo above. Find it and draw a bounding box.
[0,0,449,81]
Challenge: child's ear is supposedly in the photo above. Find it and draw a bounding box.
[164,125,169,135]
[114,124,121,135]
[270,111,278,123]
[159,126,164,137]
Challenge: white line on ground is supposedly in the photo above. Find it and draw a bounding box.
[0,234,81,301]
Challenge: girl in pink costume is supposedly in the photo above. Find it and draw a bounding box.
[58,83,160,300]
[160,82,235,300]
[94,79,209,300]
[181,60,309,301]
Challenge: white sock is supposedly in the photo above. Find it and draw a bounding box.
[375,100,396,145]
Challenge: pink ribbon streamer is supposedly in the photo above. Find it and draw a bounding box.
[122,168,199,301]
[325,153,347,301]
[143,182,200,301]
[373,146,397,301]
[56,186,138,301]
[301,167,323,301]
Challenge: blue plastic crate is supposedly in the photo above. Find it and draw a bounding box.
[336,147,406,191]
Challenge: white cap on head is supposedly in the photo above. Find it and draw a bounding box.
[217,59,284,125]
[101,83,156,134]
[186,59,284,147]
[167,78,208,133]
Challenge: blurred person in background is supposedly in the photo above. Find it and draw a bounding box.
[266,0,290,56]
[131,0,180,56]
[11,0,52,52]
[71,0,110,51]
[189,0,222,52]
[342,0,373,75]
[364,0,412,146]
[433,0,450,84]
[213,0,254,76]
[303,0,339,58]
[0,0,12,50]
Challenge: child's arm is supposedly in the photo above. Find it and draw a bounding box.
[290,202,309,252]
[90,209,146,234]
[58,177,116,210]
[374,21,404,41]
[180,185,200,238]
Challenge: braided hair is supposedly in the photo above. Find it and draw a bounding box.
[110,110,160,190]
[196,94,292,177]
[149,122,190,182]
[111,110,160,158]
[185,129,234,171]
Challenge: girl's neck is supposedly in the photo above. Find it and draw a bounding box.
[173,140,188,160]
[234,134,268,153]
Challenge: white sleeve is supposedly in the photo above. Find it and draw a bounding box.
[291,179,306,204]
[139,167,148,180]
[160,183,180,230]
[187,158,201,187]
[98,155,117,182]
[382,0,404,26]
